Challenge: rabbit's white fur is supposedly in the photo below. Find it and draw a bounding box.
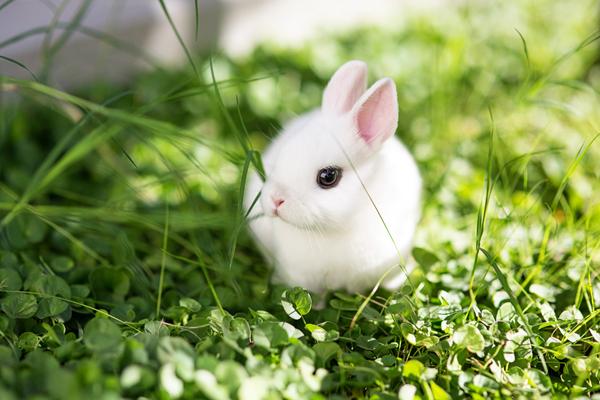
[244,60,421,293]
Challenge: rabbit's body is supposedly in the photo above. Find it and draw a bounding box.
[244,61,421,293]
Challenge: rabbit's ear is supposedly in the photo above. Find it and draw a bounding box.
[322,60,368,115]
[351,78,398,148]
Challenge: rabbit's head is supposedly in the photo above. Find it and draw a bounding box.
[258,60,399,231]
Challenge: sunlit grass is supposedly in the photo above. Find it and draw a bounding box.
[0,0,599,398]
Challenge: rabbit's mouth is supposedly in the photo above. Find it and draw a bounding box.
[272,213,325,232]
[261,201,331,232]
[271,212,293,226]
[266,210,300,229]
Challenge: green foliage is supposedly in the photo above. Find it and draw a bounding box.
[1,293,37,318]
[281,287,312,320]
[1,0,600,398]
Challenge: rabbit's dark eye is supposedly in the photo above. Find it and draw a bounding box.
[317,166,342,189]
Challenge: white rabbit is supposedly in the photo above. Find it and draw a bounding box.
[244,60,421,294]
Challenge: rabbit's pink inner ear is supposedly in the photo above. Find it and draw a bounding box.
[354,78,398,145]
[322,60,368,115]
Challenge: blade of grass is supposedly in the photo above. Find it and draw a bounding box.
[157,0,199,77]
[15,204,233,231]
[575,209,599,310]
[207,59,267,182]
[226,96,267,271]
[521,133,599,290]
[40,0,68,60]
[468,108,495,312]
[156,204,169,318]
[0,89,131,227]
[195,246,225,315]
[326,128,415,328]
[480,248,549,375]
[227,151,253,270]
[127,131,231,309]
[40,0,93,82]
[350,263,406,330]
[153,16,248,291]
[0,113,90,226]
[208,58,249,153]
[3,78,229,154]
[96,25,231,313]
[0,0,16,12]
[236,100,265,179]
[515,29,532,101]
[32,209,111,268]
[466,152,560,307]
[0,23,159,67]
[526,30,600,97]
[0,184,109,266]
[146,74,273,106]
[0,55,39,81]
[194,0,200,41]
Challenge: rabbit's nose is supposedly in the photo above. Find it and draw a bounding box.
[271,196,285,208]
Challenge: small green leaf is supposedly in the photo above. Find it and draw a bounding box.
[0,252,18,269]
[28,275,71,319]
[278,321,304,340]
[17,332,40,352]
[398,384,417,399]
[412,247,440,268]
[145,320,170,337]
[90,267,130,302]
[70,284,90,298]
[313,342,341,366]
[1,293,38,318]
[83,317,122,353]
[194,369,229,400]
[111,304,136,322]
[356,336,380,351]
[215,361,248,393]
[452,324,485,353]
[50,256,74,273]
[387,298,414,318]
[253,322,289,348]
[0,268,22,291]
[539,302,556,322]
[160,363,183,398]
[0,345,16,367]
[430,381,451,400]
[400,323,417,345]
[558,306,583,321]
[5,214,47,247]
[380,354,396,367]
[157,337,195,381]
[281,287,312,320]
[496,302,517,322]
[179,297,202,312]
[29,275,71,297]
[306,324,327,342]
[223,316,251,341]
[403,359,426,380]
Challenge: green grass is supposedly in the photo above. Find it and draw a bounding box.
[1,1,599,399]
